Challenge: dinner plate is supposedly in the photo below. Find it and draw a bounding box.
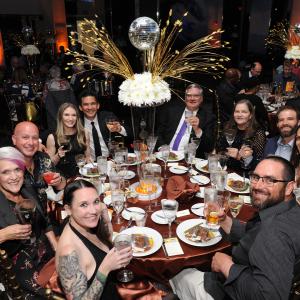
[121,207,145,220]
[225,173,250,194]
[169,165,188,174]
[120,226,163,257]
[176,219,222,247]
[118,170,136,180]
[190,175,210,185]
[156,151,184,162]
[151,210,168,225]
[79,163,100,177]
[195,159,227,173]
[191,203,204,217]
[123,153,139,166]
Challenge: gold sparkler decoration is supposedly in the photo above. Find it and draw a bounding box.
[68,10,230,84]
[265,21,289,51]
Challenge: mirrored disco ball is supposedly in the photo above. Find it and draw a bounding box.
[22,26,33,38]
[128,17,160,51]
[294,23,300,36]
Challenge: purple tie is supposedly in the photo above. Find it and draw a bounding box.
[172,121,187,150]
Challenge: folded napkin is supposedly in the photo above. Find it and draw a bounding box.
[166,176,199,201]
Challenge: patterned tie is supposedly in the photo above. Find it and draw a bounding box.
[91,121,102,157]
[172,121,187,150]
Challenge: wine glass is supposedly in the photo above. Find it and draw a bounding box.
[229,197,244,218]
[184,143,197,176]
[15,199,36,244]
[75,154,86,171]
[144,174,155,213]
[146,135,158,162]
[111,190,125,224]
[113,234,134,282]
[159,145,170,180]
[224,129,236,147]
[97,156,108,195]
[59,138,72,164]
[161,199,178,238]
[185,110,193,134]
[106,117,119,142]
[133,140,143,162]
[218,152,228,170]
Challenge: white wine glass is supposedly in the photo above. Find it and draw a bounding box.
[111,190,125,224]
[224,129,236,147]
[113,233,134,282]
[229,197,244,218]
[159,145,170,180]
[97,156,108,195]
[161,199,178,238]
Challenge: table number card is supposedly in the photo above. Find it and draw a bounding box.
[163,237,184,256]
[176,209,190,217]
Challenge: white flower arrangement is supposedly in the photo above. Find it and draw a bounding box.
[21,44,40,56]
[118,72,171,107]
[285,46,300,59]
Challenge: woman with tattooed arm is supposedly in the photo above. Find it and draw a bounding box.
[55,180,132,299]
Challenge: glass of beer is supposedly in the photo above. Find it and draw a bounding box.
[203,187,221,227]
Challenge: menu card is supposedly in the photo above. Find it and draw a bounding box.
[163,237,184,256]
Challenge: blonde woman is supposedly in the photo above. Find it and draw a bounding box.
[47,103,91,178]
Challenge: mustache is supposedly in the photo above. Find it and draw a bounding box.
[251,187,269,195]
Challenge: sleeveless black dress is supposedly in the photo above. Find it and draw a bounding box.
[69,223,121,299]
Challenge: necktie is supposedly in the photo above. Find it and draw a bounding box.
[91,121,102,157]
[172,121,187,150]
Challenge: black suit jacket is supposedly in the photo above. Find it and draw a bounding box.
[156,100,216,158]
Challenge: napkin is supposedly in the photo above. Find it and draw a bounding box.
[166,176,199,201]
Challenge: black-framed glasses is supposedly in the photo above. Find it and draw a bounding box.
[249,172,289,186]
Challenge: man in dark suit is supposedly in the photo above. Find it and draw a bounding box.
[239,61,262,90]
[156,83,216,158]
[79,90,128,160]
[263,106,300,161]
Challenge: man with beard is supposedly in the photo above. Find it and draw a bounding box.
[263,106,300,160]
[170,156,300,299]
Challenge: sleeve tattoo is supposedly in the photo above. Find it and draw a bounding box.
[58,250,104,300]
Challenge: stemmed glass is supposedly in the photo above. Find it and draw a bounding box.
[146,135,158,162]
[159,145,170,180]
[15,199,36,244]
[113,233,134,282]
[144,174,155,213]
[75,154,86,170]
[161,199,179,238]
[184,143,197,176]
[97,156,108,196]
[224,129,236,147]
[59,138,72,164]
[185,110,193,135]
[111,190,125,224]
[106,117,119,142]
[133,140,143,162]
[218,152,228,170]
[229,197,244,218]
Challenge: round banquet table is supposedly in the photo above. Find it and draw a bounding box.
[109,158,257,284]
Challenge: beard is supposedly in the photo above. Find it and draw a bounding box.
[250,186,285,210]
[279,123,298,138]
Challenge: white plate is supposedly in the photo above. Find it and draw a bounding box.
[118,170,136,180]
[151,210,168,224]
[156,151,184,162]
[191,203,204,217]
[123,153,139,166]
[103,194,111,206]
[195,159,209,173]
[121,207,145,220]
[225,173,250,194]
[169,165,188,174]
[190,175,210,185]
[176,219,222,247]
[79,163,100,177]
[120,226,163,257]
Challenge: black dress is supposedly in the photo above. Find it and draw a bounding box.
[54,133,86,179]
[0,189,55,299]
[68,223,121,299]
[216,128,266,173]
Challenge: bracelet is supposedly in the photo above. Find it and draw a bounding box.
[96,271,107,284]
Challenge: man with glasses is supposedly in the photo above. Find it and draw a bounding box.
[170,156,300,299]
[263,105,300,161]
[156,83,215,157]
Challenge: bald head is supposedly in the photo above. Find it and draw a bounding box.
[12,122,39,159]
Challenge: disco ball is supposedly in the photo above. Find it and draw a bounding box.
[22,26,33,38]
[128,17,160,51]
[294,23,300,36]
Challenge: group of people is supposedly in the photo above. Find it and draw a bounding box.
[0,57,300,299]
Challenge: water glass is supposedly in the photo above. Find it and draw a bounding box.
[134,212,147,227]
[114,147,128,164]
[294,188,300,205]
[210,170,228,191]
[161,199,179,238]
[208,154,219,173]
[159,145,170,180]
[113,234,134,282]
[111,190,125,224]
[146,135,158,160]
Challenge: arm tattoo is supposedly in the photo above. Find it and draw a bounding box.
[58,250,104,300]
